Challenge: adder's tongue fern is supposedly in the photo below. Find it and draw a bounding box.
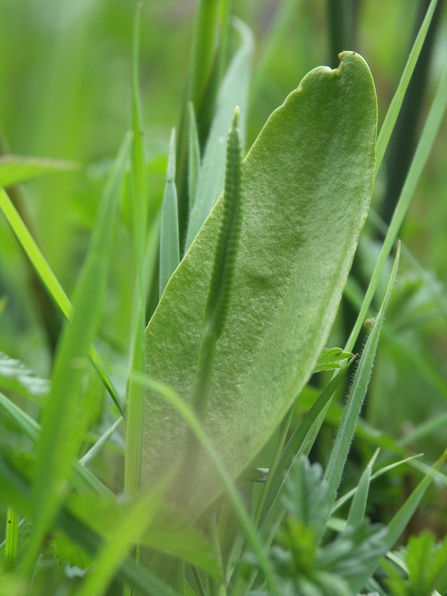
[173,107,243,503]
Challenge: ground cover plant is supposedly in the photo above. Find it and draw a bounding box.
[1,0,447,594]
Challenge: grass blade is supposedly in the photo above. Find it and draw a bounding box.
[24,133,131,574]
[185,19,253,251]
[0,351,50,398]
[0,155,78,187]
[375,0,439,175]
[3,508,18,573]
[346,54,447,354]
[323,242,401,523]
[79,417,122,467]
[159,128,180,298]
[0,187,124,415]
[188,102,201,211]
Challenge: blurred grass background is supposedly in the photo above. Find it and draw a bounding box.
[1,0,447,538]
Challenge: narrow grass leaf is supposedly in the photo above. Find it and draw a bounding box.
[375,0,439,175]
[79,417,122,467]
[0,519,30,566]
[159,128,180,298]
[185,19,253,250]
[323,242,401,520]
[0,352,49,399]
[25,133,131,572]
[0,187,123,415]
[0,155,78,187]
[188,102,201,211]
[346,448,379,527]
[259,363,351,529]
[346,50,447,354]
[3,508,18,573]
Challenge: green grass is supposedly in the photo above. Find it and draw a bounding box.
[1,1,447,595]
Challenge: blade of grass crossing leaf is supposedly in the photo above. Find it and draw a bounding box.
[346,448,379,527]
[352,449,447,593]
[3,508,18,573]
[159,128,180,298]
[124,368,281,596]
[375,0,438,175]
[346,49,447,355]
[185,20,253,250]
[188,102,201,212]
[323,243,401,524]
[24,133,131,575]
[0,390,115,499]
[0,187,124,415]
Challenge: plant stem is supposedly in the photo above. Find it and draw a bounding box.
[3,508,18,574]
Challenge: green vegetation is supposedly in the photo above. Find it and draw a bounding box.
[1,1,447,594]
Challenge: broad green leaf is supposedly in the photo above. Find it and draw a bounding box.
[185,19,253,250]
[323,243,401,521]
[0,155,77,187]
[0,352,50,398]
[25,133,131,572]
[159,128,180,298]
[143,52,377,516]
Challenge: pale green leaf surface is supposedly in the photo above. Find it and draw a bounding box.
[185,19,253,250]
[143,52,377,516]
[188,101,201,210]
[0,155,78,187]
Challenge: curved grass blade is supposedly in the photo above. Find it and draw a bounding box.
[185,19,253,251]
[347,44,447,354]
[0,155,78,187]
[24,133,131,574]
[322,242,401,526]
[0,187,124,415]
[375,0,439,175]
[159,128,180,298]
